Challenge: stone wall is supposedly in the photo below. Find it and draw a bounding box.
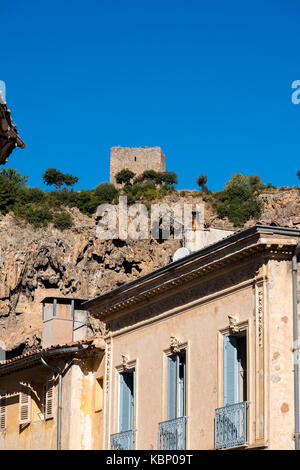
[110,146,166,185]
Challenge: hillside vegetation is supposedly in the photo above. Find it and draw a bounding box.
[0,166,298,228]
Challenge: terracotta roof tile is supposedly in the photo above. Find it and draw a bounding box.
[2,335,104,366]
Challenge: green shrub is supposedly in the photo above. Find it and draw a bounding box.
[94,182,118,204]
[0,168,28,186]
[53,211,73,230]
[73,190,100,214]
[17,187,47,204]
[115,168,135,186]
[212,173,262,227]
[23,204,53,228]
[180,190,186,197]
[196,174,208,191]
[143,188,158,201]
[0,175,20,214]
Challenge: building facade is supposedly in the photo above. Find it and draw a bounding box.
[85,224,300,450]
[1,224,300,450]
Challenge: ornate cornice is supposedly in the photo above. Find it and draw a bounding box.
[87,232,297,323]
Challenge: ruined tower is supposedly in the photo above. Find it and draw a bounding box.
[110,146,166,185]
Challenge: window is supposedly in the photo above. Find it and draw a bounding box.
[119,370,135,432]
[167,351,186,420]
[95,377,104,412]
[224,333,247,405]
[192,211,197,231]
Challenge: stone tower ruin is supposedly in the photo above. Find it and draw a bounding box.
[110,146,166,185]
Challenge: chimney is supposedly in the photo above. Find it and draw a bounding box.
[41,297,88,348]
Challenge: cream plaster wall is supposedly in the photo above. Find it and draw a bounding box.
[107,281,256,450]
[104,257,297,450]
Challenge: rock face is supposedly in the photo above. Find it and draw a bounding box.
[0,207,180,354]
[1,188,300,355]
[258,189,300,225]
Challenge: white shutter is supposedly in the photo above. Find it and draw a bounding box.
[45,376,55,420]
[19,382,31,424]
[0,391,7,431]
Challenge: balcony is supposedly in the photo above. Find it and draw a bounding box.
[110,430,135,450]
[214,401,249,449]
[158,416,187,450]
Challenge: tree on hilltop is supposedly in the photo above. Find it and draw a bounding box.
[42,168,79,191]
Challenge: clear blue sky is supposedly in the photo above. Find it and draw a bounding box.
[2,0,300,191]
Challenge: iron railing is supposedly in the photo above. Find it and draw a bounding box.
[110,430,135,450]
[158,416,187,450]
[214,401,249,449]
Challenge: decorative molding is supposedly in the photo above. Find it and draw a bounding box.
[89,236,295,322]
[170,336,181,354]
[116,356,136,373]
[228,315,240,334]
[121,354,129,371]
[257,286,264,349]
[107,262,262,334]
[164,339,188,357]
[255,279,266,444]
[105,341,111,394]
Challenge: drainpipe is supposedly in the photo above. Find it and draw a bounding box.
[41,356,63,451]
[292,239,300,450]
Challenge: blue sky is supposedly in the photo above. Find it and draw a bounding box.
[2,0,300,191]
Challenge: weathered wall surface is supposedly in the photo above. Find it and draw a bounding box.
[267,260,294,450]
[110,146,166,185]
[0,353,105,450]
[0,364,58,450]
[104,263,259,450]
[103,254,297,450]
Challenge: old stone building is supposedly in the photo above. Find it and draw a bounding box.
[2,223,300,450]
[85,224,300,450]
[0,296,105,450]
[110,146,166,185]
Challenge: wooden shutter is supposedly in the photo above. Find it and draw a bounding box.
[178,353,186,417]
[119,372,134,432]
[224,336,238,405]
[0,391,7,431]
[167,355,178,420]
[45,376,55,420]
[19,382,31,425]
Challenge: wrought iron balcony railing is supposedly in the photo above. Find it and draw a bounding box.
[214,401,249,449]
[110,430,135,450]
[158,416,187,450]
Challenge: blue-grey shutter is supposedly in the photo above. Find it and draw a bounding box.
[132,369,135,429]
[167,355,178,420]
[224,336,238,405]
[119,372,133,431]
[182,357,186,417]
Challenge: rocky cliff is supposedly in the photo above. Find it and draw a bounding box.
[1,189,300,356]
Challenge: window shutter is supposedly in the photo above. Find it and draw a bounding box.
[167,355,178,420]
[45,376,55,420]
[179,354,186,417]
[224,336,238,405]
[19,382,31,425]
[0,391,7,431]
[119,372,133,432]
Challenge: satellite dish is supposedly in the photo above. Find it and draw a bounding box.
[172,247,191,262]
